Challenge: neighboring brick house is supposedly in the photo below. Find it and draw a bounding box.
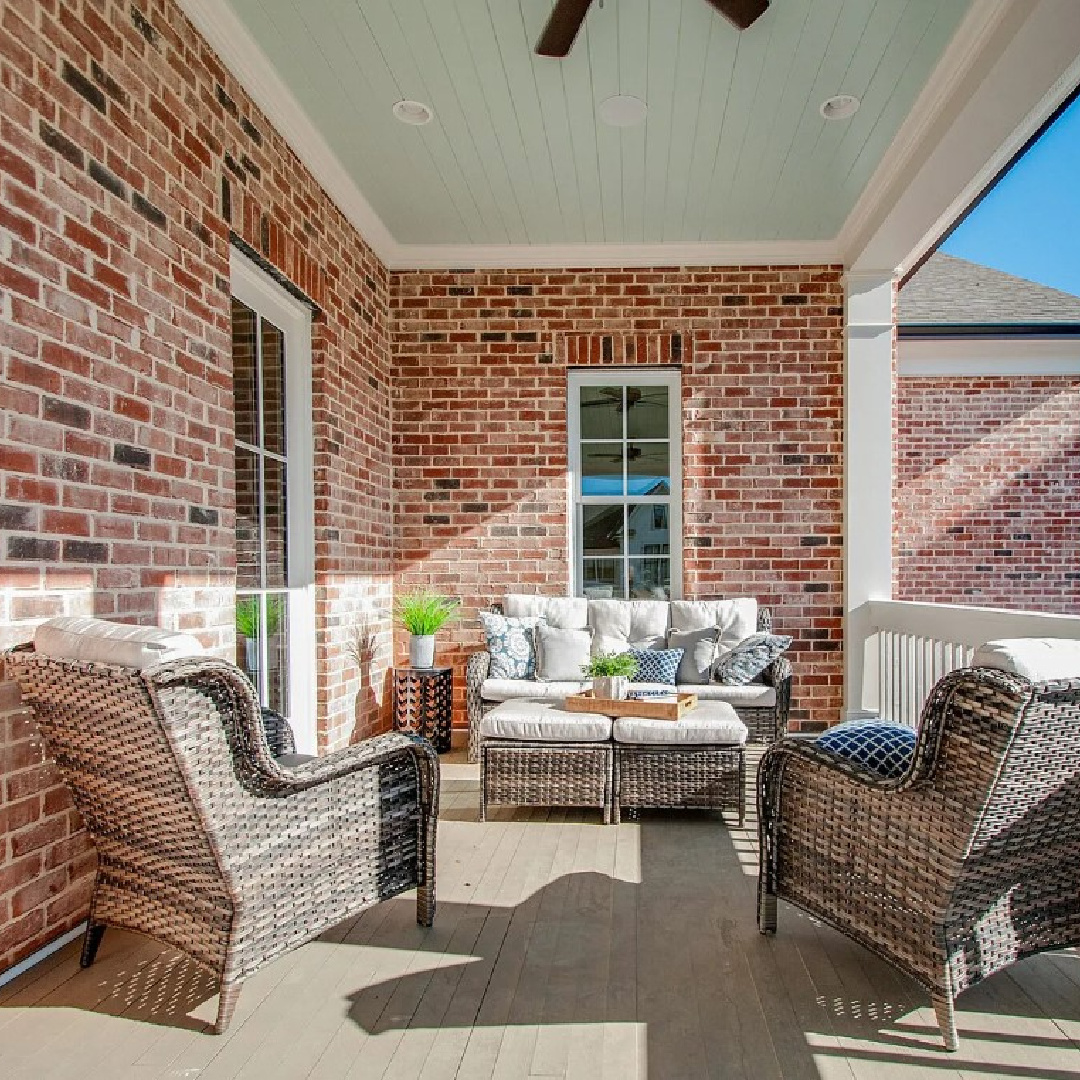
[896,252,1080,613]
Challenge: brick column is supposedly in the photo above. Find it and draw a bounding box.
[0,679,95,975]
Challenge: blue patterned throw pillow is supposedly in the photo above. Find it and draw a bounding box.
[627,648,683,684]
[816,719,916,779]
[713,632,792,685]
[479,612,545,679]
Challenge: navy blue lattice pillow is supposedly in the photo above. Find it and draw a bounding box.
[627,648,683,684]
[816,719,916,779]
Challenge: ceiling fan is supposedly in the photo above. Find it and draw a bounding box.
[537,0,769,58]
[583,387,666,411]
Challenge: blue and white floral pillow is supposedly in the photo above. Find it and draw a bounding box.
[816,719,916,779]
[627,647,684,685]
[713,632,791,685]
[479,612,545,679]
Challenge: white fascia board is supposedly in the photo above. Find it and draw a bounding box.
[899,336,1080,376]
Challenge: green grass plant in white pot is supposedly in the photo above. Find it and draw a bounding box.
[395,589,460,669]
[582,651,638,701]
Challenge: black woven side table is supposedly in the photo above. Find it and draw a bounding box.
[393,666,453,753]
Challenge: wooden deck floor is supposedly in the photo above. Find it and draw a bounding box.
[3,744,1080,1079]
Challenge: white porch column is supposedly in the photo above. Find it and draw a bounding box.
[844,272,896,718]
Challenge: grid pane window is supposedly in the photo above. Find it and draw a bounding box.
[233,297,291,709]
[571,371,680,599]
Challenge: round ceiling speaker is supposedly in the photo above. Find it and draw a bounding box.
[820,94,860,121]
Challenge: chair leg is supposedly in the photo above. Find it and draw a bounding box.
[758,887,777,935]
[80,923,106,968]
[214,980,243,1034]
[416,881,435,927]
[933,993,959,1052]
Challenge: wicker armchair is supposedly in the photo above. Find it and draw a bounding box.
[4,646,438,1034]
[758,661,1080,1051]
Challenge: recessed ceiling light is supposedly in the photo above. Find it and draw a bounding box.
[392,99,433,126]
[598,95,647,128]
[820,94,860,121]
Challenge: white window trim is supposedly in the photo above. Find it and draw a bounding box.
[230,247,318,754]
[567,367,683,600]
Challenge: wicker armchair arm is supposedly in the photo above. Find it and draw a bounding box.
[761,653,791,689]
[466,650,491,764]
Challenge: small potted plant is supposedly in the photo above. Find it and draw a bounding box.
[235,595,283,676]
[394,589,460,669]
[582,651,638,701]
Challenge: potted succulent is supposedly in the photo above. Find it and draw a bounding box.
[394,589,460,669]
[582,651,638,701]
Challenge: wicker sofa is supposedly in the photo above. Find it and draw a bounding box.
[758,637,1080,1051]
[467,594,792,763]
[4,617,438,1034]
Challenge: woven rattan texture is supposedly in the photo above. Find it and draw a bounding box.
[757,665,1080,1050]
[3,648,439,1033]
[615,745,745,825]
[481,742,613,824]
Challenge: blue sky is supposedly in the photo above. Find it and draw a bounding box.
[941,92,1080,298]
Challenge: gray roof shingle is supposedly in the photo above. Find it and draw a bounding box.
[899,253,1080,325]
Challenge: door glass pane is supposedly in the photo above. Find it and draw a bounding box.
[630,558,671,599]
[626,385,668,440]
[627,442,670,495]
[232,300,258,447]
[582,504,624,556]
[263,456,288,589]
[628,503,669,554]
[581,443,624,496]
[235,449,260,588]
[582,559,624,599]
[261,319,286,456]
[266,594,289,715]
[580,385,623,440]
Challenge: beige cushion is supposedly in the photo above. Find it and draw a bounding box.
[668,626,720,684]
[480,699,613,742]
[534,624,593,681]
[972,638,1080,683]
[613,703,746,745]
[34,616,205,670]
[588,599,670,655]
[669,598,757,651]
[504,594,588,630]
[688,682,777,707]
[482,678,588,701]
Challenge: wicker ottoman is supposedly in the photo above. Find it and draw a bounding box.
[479,699,614,823]
[613,702,748,825]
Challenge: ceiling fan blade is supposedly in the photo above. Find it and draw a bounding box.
[704,0,769,31]
[536,0,594,57]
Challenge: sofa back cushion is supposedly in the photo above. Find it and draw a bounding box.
[669,598,757,651]
[534,624,593,682]
[504,594,589,630]
[589,599,670,655]
[34,616,204,669]
[972,638,1080,682]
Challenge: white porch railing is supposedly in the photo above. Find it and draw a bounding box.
[857,600,1080,728]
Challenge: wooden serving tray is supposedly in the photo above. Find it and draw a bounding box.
[564,690,698,721]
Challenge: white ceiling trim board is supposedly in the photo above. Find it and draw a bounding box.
[900,337,1080,376]
[175,0,397,262]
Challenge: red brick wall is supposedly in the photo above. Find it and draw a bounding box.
[896,374,1080,612]
[0,0,393,970]
[391,267,846,731]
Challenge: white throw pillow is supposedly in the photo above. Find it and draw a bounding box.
[534,624,593,682]
[668,626,721,685]
[34,616,205,669]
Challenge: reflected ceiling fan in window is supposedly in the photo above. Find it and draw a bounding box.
[582,387,666,412]
[536,0,769,58]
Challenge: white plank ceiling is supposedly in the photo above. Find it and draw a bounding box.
[220,0,973,247]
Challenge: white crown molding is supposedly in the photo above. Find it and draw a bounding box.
[174,0,396,263]
[385,239,842,271]
[900,336,1080,376]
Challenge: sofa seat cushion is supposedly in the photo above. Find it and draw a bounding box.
[34,616,204,669]
[613,703,746,745]
[482,678,587,702]
[480,699,613,742]
[972,638,1080,683]
[504,594,588,630]
[686,682,777,707]
[589,599,670,655]
[669,598,757,650]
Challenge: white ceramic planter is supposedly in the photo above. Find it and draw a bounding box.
[409,634,436,669]
[592,675,628,700]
